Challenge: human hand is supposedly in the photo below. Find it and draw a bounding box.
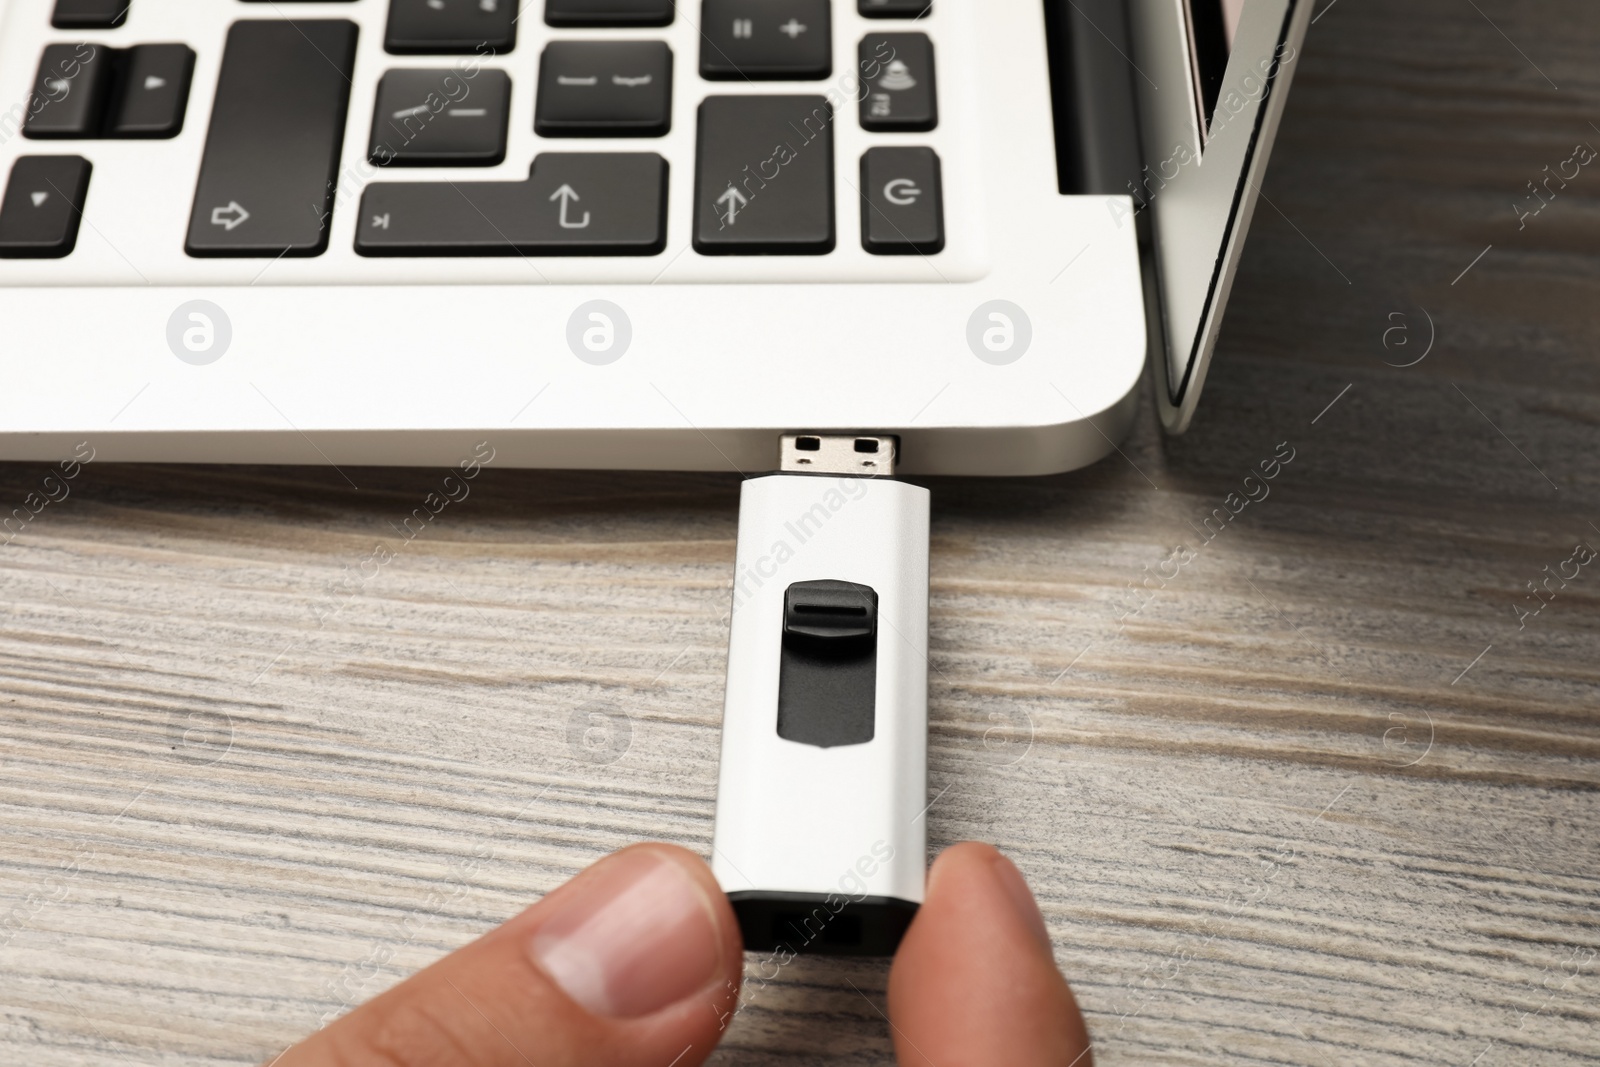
[272,841,1092,1066]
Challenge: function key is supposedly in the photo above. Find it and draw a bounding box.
[186,20,358,257]
[385,0,515,55]
[859,32,936,131]
[545,0,674,27]
[694,95,833,255]
[858,0,929,17]
[0,155,92,259]
[108,44,195,138]
[860,146,941,255]
[51,0,128,29]
[699,0,830,80]
[370,69,511,165]
[24,44,113,138]
[355,152,668,256]
[536,42,672,138]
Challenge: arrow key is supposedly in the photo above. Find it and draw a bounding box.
[0,155,92,259]
[109,44,195,138]
[24,43,114,138]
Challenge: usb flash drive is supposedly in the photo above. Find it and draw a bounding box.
[712,434,930,956]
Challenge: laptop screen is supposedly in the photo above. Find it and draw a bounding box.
[1131,0,1313,431]
[1188,0,1249,140]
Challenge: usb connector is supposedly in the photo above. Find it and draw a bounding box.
[779,434,897,477]
[712,432,928,956]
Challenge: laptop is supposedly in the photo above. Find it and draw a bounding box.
[0,0,1311,473]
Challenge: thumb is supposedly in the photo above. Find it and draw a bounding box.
[276,843,743,1067]
[888,842,1093,1066]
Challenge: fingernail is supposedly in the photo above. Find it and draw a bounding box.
[529,848,724,1018]
[990,852,1052,951]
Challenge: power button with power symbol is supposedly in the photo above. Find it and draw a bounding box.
[860,146,943,256]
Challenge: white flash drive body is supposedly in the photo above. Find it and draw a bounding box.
[712,448,929,957]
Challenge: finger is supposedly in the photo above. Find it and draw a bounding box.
[887,842,1093,1067]
[276,843,743,1067]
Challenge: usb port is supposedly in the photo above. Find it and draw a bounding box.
[779,434,897,477]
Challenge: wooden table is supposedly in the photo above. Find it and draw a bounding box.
[3,1,1597,1063]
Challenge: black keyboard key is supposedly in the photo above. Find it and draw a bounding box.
[369,69,510,165]
[694,95,833,255]
[108,44,195,138]
[24,44,113,138]
[0,155,91,259]
[545,0,674,27]
[858,0,929,17]
[859,33,936,131]
[185,20,357,258]
[699,0,830,80]
[385,0,515,55]
[355,152,667,256]
[52,0,128,28]
[536,42,672,137]
[860,146,941,255]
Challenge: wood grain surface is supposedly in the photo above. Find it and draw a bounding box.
[3,1,1599,1063]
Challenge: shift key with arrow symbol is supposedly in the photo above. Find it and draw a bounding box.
[186,21,357,257]
[210,202,250,231]
[355,152,667,256]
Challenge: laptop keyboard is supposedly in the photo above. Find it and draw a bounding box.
[0,0,965,276]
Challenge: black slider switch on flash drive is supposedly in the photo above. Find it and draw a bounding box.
[776,579,878,748]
